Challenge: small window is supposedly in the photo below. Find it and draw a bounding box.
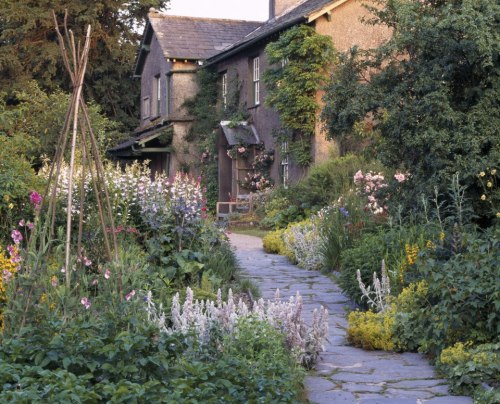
[165,74,170,116]
[222,72,228,110]
[152,75,161,116]
[281,141,289,189]
[143,97,150,119]
[252,57,260,105]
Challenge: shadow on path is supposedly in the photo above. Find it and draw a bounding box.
[229,233,472,404]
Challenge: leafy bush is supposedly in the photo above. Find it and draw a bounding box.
[291,155,386,210]
[319,191,374,271]
[283,218,324,270]
[0,308,305,402]
[263,228,287,255]
[394,226,500,357]
[338,223,438,308]
[347,308,395,351]
[438,342,500,402]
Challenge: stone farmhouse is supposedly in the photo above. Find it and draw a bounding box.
[109,0,390,204]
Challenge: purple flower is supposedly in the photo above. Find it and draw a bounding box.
[11,229,23,245]
[80,297,91,309]
[29,191,42,207]
[339,207,349,218]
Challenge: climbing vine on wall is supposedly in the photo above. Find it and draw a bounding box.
[184,68,248,211]
[264,25,335,166]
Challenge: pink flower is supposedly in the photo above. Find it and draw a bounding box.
[80,297,91,309]
[354,170,364,183]
[238,147,246,154]
[2,269,13,283]
[83,257,92,267]
[104,269,111,279]
[125,290,136,301]
[11,229,23,245]
[27,222,34,230]
[19,219,25,227]
[29,191,42,207]
[394,173,406,183]
[91,278,98,286]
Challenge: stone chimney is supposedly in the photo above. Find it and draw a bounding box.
[269,0,304,19]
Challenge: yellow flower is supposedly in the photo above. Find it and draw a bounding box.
[479,171,485,177]
[492,169,497,175]
[439,232,445,241]
[486,181,493,188]
[40,294,47,303]
[8,203,14,210]
[496,212,500,218]
[480,194,486,201]
[2,195,10,202]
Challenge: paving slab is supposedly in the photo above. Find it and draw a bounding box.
[229,233,473,404]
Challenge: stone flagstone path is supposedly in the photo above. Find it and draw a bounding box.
[229,233,472,404]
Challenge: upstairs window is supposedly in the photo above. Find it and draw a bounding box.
[165,74,170,116]
[252,57,260,105]
[152,75,161,117]
[143,96,150,119]
[222,72,228,110]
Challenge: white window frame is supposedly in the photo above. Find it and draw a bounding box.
[253,57,260,105]
[281,141,289,189]
[165,74,170,116]
[222,72,228,110]
[143,96,150,119]
[152,75,161,117]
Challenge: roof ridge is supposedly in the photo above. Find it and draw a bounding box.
[149,12,263,24]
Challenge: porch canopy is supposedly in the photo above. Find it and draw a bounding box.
[220,121,260,145]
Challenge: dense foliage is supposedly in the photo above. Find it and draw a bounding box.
[0,0,168,130]
[265,25,335,166]
[322,0,500,223]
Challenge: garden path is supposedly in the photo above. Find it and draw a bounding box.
[228,233,472,404]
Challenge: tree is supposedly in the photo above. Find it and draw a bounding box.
[322,0,499,222]
[0,0,168,131]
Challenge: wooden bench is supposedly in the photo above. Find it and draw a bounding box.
[216,194,254,221]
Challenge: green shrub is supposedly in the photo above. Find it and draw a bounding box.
[263,228,287,254]
[394,226,500,358]
[438,342,500,402]
[291,155,386,210]
[283,218,324,270]
[319,191,373,271]
[347,308,396,351]
[338,223,438,308]
[0,309,304,402]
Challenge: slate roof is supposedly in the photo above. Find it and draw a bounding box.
[206,0,335,65]
[149,14,262,60]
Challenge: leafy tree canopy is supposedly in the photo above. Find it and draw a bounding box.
[321,0,499,221]
[0,0,168,131]
[1,81,120,164]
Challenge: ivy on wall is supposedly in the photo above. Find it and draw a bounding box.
[184,68,247,211]
[264,25,335,166]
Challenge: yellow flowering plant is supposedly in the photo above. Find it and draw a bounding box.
[477,167,499,221]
